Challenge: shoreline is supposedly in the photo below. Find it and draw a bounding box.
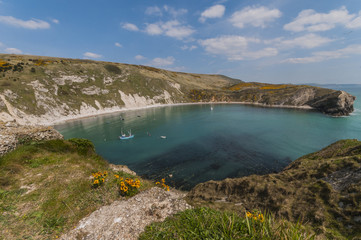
[50,101,314,126]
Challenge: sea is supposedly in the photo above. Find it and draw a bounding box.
[54,84,361,190]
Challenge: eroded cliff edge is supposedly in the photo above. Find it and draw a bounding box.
[0,54,355,125]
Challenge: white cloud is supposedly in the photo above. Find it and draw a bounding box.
[145,23,163,35]
[83,52,102,59]
[284,7,355,32]
[181,45,198,51]
[346,11,361,29]
[145,5,187,18]
[0,16,50,29]
[115,42,122,47]
[230,6,281,28]
[149,56,175,67]
[199,35,277,60]
[269,34,333,49]
[52,19,59,24]
[135,55,146,60]
[163,5,188,18]
[5,48,23,54]
[122,23,139,31]
[199,5,226,23]
[283,44,361,63]
[145,6,162,16]
[144,20,194,39]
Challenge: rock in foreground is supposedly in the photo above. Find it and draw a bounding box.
[61,187,191,240]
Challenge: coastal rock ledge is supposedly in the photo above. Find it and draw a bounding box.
[0,122,63,156]
[308,90,355,116]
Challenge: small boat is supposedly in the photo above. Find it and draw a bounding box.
[210,106,214,111]
[119,130,134,140]
[160,136,167,139]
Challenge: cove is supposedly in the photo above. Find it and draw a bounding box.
[55,85,361,190]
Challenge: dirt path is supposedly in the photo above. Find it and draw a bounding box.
[61,187,191,240]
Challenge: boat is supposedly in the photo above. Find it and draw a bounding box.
[119,130,134,140]
[160,136,167,139]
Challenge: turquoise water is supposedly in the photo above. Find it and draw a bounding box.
[55,85,361,190]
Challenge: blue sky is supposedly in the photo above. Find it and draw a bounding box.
[1,0,361,84]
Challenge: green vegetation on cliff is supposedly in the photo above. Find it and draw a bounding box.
[0,138,152,239]
[188,139,361,239]
[0,53,355,126]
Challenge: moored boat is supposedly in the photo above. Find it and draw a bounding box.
[119,130,134,140]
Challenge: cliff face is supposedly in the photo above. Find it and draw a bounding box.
[0,54,355,125]
[188,83,356,116]
[187,139,361,238]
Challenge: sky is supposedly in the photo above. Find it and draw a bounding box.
[1,0,361,84]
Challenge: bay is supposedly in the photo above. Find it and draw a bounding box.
[54,85,361,190]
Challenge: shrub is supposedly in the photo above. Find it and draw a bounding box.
[68,138,95,155]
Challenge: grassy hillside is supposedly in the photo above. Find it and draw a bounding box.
[188,139,361,239]
[0,54,355,126]
[0,138,153,239]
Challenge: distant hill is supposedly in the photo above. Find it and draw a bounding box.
[0,54,355,125]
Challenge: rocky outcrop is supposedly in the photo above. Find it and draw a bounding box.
[61,187,191,240]
[307,90,355,116]
[187,139,361,238]
[189,85,356,116]
[0,122,63,156]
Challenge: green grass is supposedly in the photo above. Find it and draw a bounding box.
[0,138,153,240]
[139,207,315,240]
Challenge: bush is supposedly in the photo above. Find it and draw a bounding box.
[68,138,95,155]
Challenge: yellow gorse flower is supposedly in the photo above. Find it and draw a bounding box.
[91,170,108,187]
[157,178,170,191]
[117,176,141,196]
[246,211,264,223]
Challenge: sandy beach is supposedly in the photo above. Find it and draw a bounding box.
[50,101,314,126]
